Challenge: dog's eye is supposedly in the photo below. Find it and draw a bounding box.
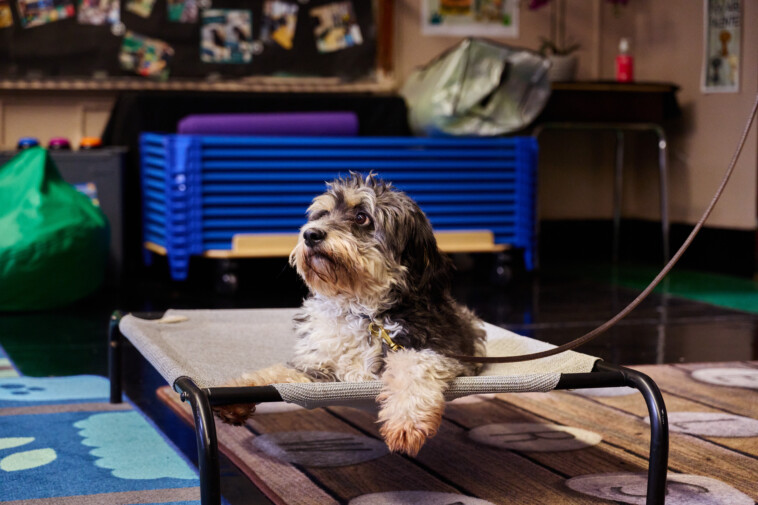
[354,212,371,226]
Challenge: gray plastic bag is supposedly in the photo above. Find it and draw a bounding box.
[401,38,552,136]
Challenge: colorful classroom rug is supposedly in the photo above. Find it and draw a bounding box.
[0,345,202,505]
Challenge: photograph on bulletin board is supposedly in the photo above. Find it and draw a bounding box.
[125,0,156,18]
[0,0,380,83]
[119,30,174,79]
[260,0,298,50]
[78,0,120,26]
[17,0,75,28]
[201,9,254,64]
[310,1,363,53]
[167,0,198,23]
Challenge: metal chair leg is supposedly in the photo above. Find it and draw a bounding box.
[597,362,669,504]
[176,377,222,505]
[654,127,670,263]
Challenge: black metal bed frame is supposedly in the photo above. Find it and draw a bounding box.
[108,311,669,505]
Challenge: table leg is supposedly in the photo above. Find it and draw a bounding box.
[655,128,670,263]
[613,130,625,263]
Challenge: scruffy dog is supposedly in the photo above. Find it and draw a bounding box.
[215,173,486,456]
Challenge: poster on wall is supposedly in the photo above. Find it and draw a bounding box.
[702,0,741,93]
[422,0,518,37]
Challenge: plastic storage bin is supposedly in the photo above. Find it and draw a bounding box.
[140,134,538,281]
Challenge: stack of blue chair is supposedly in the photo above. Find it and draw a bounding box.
[140,133,538,281]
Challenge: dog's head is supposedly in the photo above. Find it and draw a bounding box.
[289,173,451,308]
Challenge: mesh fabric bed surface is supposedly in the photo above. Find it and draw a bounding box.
[119,309,599,408]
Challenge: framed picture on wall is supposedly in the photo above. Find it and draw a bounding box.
[422,0,519,37]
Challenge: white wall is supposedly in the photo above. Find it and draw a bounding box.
[0,93,114,150]
[394,0,758,230]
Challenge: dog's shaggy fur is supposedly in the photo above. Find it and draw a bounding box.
[215,174,486,455]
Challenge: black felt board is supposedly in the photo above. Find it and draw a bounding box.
[0,0,377,80]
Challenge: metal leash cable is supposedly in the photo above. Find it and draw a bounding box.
[453,92,758,364]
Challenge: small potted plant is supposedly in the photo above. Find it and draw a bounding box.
[530,0,579,81]
[529,0,628,81]
[539,37,581,82]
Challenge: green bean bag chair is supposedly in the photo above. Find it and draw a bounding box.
[0,147,109,311]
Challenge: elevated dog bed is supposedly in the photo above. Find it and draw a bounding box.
[118,308,598,405]
[110,309,669,505]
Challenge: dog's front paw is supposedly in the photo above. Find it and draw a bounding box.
[213,403,256,426]
[380,418,437,457]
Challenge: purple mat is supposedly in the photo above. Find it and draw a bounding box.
[177,112,359,136]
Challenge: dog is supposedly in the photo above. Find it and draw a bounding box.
[215,173,486,456]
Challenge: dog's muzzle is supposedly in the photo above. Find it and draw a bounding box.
[304,228,326,248]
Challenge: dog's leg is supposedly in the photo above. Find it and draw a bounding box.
[377,349,464,456]
[214,363,312,426]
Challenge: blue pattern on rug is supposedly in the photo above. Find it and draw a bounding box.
[0,375,110,406]
[0,410,199,500]
[0,348,204,505]
[75,411,197,480]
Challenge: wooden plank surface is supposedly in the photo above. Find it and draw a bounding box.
[591,364,758,457]
[632,362,758,419]
[246,406,463,502]
[495,390,758,499]
[158,387,338,505]
[327,406,604,504]
[442,398,651,477]
[156,361,758,504]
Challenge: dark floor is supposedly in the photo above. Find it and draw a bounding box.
[2,253,756,377]
[1,254,756,504]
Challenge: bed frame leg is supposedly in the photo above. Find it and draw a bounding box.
[597,363,668,505]
[176,377,222,505]
[625,367,668,505]
[108,310,124,404]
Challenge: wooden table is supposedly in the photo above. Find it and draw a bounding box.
[534,81,681,264]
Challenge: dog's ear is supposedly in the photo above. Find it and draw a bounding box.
[400,207,452,298]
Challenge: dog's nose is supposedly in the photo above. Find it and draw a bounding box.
[304,228,326,247]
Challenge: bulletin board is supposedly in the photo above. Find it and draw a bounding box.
[0,0,385,84]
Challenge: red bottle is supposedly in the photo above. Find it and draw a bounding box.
[616,38,634,83]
